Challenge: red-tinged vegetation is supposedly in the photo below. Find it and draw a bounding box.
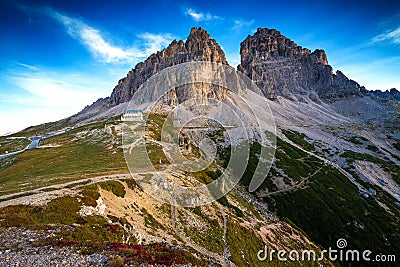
[108,242,186,265]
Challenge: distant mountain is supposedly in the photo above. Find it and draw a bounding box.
[236,28,399,128]
[108,27,228,106]
[72,27,227,123]
[73,27,398,124]
[237,28,367,101]
[370,88,400,101]
[7,27,400,264]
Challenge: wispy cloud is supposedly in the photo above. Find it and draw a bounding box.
[232,19,255,31]
[13,62,41,71]
[0,62,121,134]
[184,8,222,22]
[371,26,400,45]
[47,9,175,64]
[138,33,176,55]
[5,65,107,108]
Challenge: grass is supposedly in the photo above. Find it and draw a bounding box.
[0,195,126,254]
[274,138,323,182]
[99,181,126,198]
[181,206,224,254]
[141,207,164,230]
[0,137,30,154]
[217,136,321,192]
[1,185,203,266]
[146,113,166,141]
[145,142,169,169]
[227,218,305,267]
[0,122,128,196]
[122,178,140,190]
[272,163,400,260]
[282,129,316,152]
[393,142,400,152]
[0,196,84,226]
[227,137,400,265]
[347,136,368,145]
[367,144,379,152]
[80,184,101,206]
[342,150,400,185]
[217,196,244,217]
[0,195,202,266]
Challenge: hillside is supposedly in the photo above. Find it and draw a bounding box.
[0,27,399,266]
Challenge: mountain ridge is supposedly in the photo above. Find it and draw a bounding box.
[77,26,398,121]
[21,26,399,132]
[77,27,227,116]
[2,27,400,266]
[237,27,369,101]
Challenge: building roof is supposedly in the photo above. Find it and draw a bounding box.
[125,109,142,113]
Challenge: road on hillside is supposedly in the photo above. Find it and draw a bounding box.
[0,127,72,159]
[28,136,41,149]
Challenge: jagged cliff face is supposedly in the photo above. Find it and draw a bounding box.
[238,28,366,101]
[74,26,399,126]
[108,27,228,106]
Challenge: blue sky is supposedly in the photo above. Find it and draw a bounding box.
[0,0,400,135]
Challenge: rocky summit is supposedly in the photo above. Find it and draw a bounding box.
[73,27,228,123]
[75,27,399,125]
[3,26,399,267]
[238,28,366,101]
[108,27,227,106]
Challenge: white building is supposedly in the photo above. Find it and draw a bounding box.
[121,109,143,121]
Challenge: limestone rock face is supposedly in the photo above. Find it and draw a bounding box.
[108,27,228,106]
[76,27,228,120]
[238,28,366,100]
[74,26,399,125]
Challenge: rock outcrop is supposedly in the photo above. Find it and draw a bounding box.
[238,28,366,101]
[76,27,228,120]
[109,27,227,106]
[370,88,400,101]
[73,26,398,125]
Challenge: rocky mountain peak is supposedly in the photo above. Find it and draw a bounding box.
[240,28,328,68]
[311,49,328,65]
[76,26,396,123]
[187,27,211,40]
[105,27,227,106]
[238,28,362,100]
[184,27,227,64]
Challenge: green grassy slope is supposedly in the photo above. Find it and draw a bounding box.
[0,122,127,196]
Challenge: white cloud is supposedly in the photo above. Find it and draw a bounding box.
[48,10,175,64]
[184,8,221,22]
[13,62,40,71]
[52,12,136,63]
[232,19,255,31]
[12,76,98,107]
[371,26,400,45]
[138,33,176,55]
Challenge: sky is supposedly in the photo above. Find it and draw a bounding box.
[0,0,400,135]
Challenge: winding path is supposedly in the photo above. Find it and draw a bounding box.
[280,133,367,193]
[0,173,131,207]
[0,127,72,160]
